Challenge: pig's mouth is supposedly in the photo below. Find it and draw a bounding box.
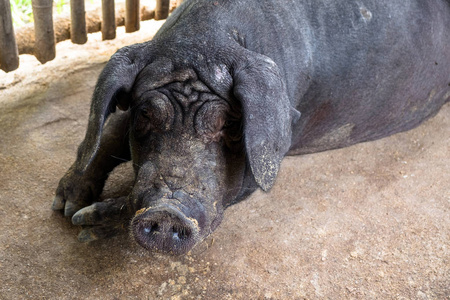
[130,203,202,255]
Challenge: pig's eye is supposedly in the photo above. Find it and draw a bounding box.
[194,100,243,150]
[223,120,234,128]
[222,118,242,144]
[195,101,228,140]
[134,94,174,134]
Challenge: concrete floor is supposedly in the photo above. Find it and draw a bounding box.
[0,20,449,299]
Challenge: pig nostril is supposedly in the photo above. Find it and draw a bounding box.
[141,222,190,240]
[171,225,190,240]
[143,223,159,235]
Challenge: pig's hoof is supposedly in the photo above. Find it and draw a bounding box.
[77,226,123,242]
[71,197,131,241]
[77,228,99,242]
[51,193,89,217]
[71,204,102,226]
[71,197,129,225]
[52,167,104,217]
[51,195,65,210]
[64,202,85,217]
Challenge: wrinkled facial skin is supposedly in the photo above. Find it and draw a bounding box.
[127,76,244,255]
[53,43,297,255]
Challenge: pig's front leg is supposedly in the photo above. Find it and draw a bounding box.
[52,110,131,216]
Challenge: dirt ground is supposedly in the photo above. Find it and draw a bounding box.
[0,20,449,300]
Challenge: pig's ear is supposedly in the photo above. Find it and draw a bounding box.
[77,43,151,172]
[233,50,301,191]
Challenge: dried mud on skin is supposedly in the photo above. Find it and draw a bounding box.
[1,20,449,299]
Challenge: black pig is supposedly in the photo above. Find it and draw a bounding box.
[53,0,450,255]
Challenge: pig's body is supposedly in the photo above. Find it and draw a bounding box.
[162,0,450,154]
[53,0,450,255]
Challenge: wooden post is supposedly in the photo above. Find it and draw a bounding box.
[14,4,156,56]
[32,0,55,64]
[70,0,87,44]
[125,0,140,33]
[0,0,19,72]
[102,0,116,40]
[155,0,170,20]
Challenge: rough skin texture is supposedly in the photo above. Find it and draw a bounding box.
[52,0,450,254]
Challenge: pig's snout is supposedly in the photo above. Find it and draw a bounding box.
[131,204,200,255]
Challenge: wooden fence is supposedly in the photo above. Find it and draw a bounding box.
[0,0,183,73]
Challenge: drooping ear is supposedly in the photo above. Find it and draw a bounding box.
[77,42,152,172]
[233,49,301,191]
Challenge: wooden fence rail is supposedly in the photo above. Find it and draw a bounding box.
[102,0,116,40]
[125,0,140,32]
[155,0,170,20]
[32,0,56,63]
[0,0,181,73]
[71,0,87,44]
[0,0,19,71]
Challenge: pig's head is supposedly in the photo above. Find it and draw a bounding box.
[79,42,300,255]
